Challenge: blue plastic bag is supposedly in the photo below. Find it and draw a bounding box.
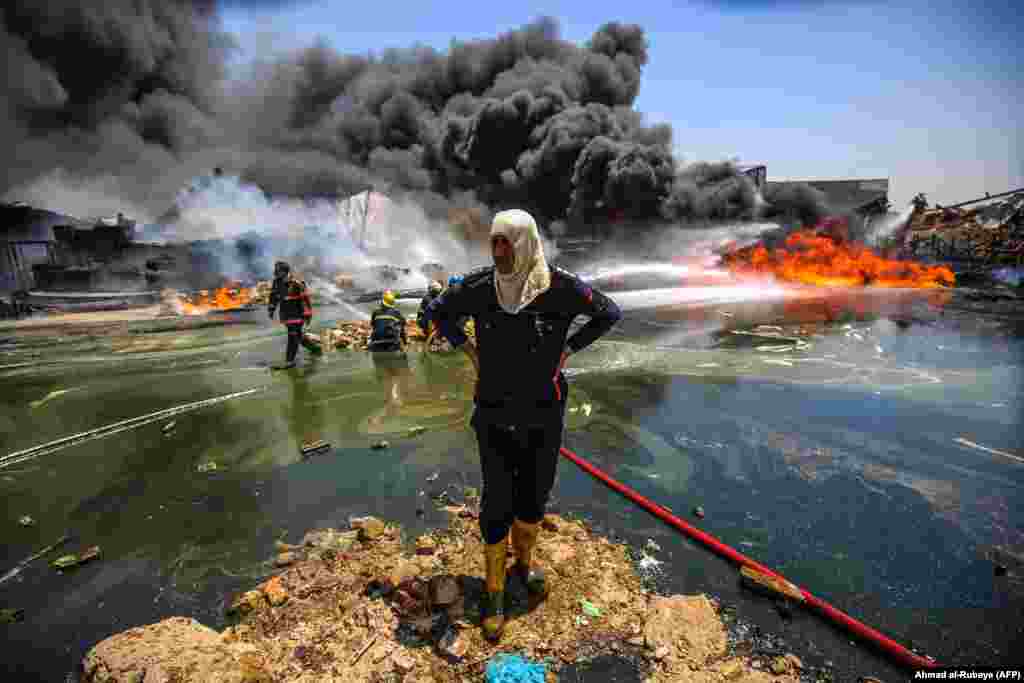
[484,653,547,683]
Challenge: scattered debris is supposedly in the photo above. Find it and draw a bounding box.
[644,539,661,553]
[162,421,176,434]
[18,515,35,527]
[52,546,101,571]
[1,608,25,624]
[300,440,331,458]
[580,599,602,618]
[693,506,705,519]
[484,653,546,682]
[196,462,218,473]
[81,512,803,683]
[0,535,70,587]
[407,426,427,437]
[29,387,80,410]
[953,437,1024,465]
[371,440,389,450]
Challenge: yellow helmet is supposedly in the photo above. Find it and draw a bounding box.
[382,290,396,307]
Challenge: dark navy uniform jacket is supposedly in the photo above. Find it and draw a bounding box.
[426,265,621,424]
[269,278,312,325]
[369,304,407,348]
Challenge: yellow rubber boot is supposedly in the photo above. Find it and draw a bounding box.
[481,536,508,641]
[510,519,548,597]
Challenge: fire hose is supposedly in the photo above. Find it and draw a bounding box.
[557,444,939,671]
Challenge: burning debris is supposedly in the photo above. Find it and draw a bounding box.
[160,283,258,316]
[722,228,956,289]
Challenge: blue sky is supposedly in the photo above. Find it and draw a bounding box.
[219,0,1022,208]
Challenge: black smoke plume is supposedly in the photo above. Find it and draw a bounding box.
[1,4,827,229]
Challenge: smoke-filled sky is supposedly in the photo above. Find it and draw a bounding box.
[218,0,1023,210]
[1,0,1020,229]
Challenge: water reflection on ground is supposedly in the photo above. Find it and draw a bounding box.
[1,289,1023,678]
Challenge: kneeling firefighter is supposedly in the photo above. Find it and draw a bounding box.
[268,261,317,367]
[426,209,622,642]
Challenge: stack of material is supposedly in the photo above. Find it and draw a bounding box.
[251,281,272,305]
[302,319,476,352]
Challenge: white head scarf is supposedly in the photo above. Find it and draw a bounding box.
[490,209,551,314]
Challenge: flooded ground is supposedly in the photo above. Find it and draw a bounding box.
[2,285,1023,681]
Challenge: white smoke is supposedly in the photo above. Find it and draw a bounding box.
[147,173,493,286]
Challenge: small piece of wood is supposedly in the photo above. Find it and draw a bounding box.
[350,634,378,665]
[740,565,805,603]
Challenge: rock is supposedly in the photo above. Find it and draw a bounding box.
[81,617,243,683]
[541,514,563,532]
[274,552,296,568]
[694,506,705,519]
[770,654,802,675]
[428,575,460,606]
[643,594,727,666]
[653,645,670,660]
[393,589,425,616]
[236,651,272,683]
[372,440,389,450]
[545,540,577,565]
[301,528,358,551]
[445,595,466,620]
[351,516,386,541]
[260,576,288,607]
[388,561,419,587]
[228,590,265,617]
[415,535,437,555]
[18,515,35,527]
[437,628,468,660]
[391,650,416,673]
[716,659,746,679]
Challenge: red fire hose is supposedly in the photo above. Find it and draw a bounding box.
[558,445,939,670]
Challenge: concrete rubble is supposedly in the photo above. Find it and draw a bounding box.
[81,508,808,682]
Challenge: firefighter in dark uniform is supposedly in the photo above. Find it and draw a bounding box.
[417,280,444,335]
[268,261,316,368]
[369,290,411,405]
[369,289,407,351]
[426,209,621,642]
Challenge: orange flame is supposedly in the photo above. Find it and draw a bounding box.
[722,230,955,289]
[180,283,254,315]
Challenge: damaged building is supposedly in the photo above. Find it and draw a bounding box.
[765,177,891,238]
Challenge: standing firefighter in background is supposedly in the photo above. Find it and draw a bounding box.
[369,290,410,406]
[417,280,444,336]
[268,261,317,368]
[369,290,407,351]
[426,209,622,642]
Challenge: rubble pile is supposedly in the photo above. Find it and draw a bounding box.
[80,509,806,683]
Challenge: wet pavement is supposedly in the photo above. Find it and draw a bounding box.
[1,288,1023,680]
